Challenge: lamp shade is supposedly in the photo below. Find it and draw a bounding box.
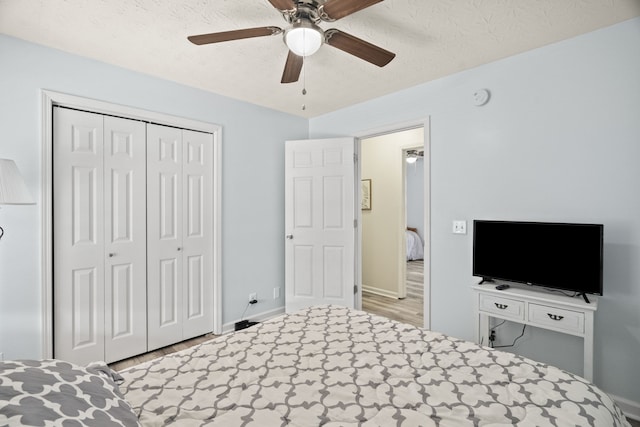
[0,159,34,205]
[285,22,323,57]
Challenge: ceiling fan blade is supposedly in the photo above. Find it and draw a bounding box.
[281,51,303,84]
[188,26,282,45]
[267,0,296,11]
[319,0,383,21]
[325,29,395,67]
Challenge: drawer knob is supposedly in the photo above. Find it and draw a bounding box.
[547,313,564,321]
[494,303,508,310]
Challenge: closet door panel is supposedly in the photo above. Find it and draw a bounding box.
[104,116,147,363]
[186,255,204,318]
[182,130,214,338]
[53,108,105,365]
[147,124,184,350]
[71,268,100,348]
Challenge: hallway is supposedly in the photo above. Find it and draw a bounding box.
[362,260,424,328]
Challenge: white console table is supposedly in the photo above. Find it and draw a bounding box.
[472,284,598,381]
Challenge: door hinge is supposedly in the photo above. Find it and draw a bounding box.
[353,153,358,163]
[354,285,358,294]
[354,219,357,228]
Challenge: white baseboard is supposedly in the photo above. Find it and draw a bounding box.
[222,306,285,334]
[611,393,640,421]
[362,285,399,299]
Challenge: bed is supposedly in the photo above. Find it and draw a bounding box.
[406,227,424,260]
[1,305,630,426]
[120,305,627,426]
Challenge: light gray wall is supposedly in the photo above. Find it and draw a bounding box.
[310,18,640,405]
[406,158,424,240]
[0,34,307,360]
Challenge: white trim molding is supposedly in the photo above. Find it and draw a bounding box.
[612,393,640,421]
[362,285,400,299]
[40,89,223,358]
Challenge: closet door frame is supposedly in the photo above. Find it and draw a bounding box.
[41,90,222,359]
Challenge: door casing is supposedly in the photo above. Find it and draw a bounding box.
[41,90,222,358]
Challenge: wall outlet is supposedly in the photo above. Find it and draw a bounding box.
[273,287,281,299]
[452,220,467,234]
[249,293,257,302]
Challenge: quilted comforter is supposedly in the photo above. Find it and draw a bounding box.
[0,360,139,426]
[120,305,629,426]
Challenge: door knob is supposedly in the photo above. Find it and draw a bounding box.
[108,253,115,258]
[177,247,182,251]
[285,234,294,240]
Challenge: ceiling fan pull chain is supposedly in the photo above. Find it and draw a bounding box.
[302,56,307,110]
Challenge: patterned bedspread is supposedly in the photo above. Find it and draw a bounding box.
[120,305,629,426]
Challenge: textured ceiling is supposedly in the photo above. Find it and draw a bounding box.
[1,0,639,118]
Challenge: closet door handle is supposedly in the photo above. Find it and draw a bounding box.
[285,234,294,240]
[108,253,116,258]
[177,247,182,251]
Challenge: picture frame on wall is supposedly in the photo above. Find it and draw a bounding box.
[361,179,371,210]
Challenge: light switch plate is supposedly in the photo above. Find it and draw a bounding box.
[452,220,467,234]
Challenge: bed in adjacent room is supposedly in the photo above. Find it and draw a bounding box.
[1,305,630,426]
[406,227,424,261]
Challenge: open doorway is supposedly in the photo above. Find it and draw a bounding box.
[359,127,425,328]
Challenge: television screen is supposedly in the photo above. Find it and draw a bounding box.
[473,220,603,295]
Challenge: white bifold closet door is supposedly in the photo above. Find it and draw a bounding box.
[146,124,214,351]
[53,107,147,365]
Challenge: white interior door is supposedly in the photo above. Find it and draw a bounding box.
[147,124,184,350]
[181,129,214,339]
[103,116,147,363]
[285,138,356,313]
[53,108,105,365]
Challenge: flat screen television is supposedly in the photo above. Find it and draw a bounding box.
[473,220,603,296]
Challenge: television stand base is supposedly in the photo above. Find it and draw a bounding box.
[478,278,495,285]
[579,293,591,304]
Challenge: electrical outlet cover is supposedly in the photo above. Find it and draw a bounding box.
[452,220,467,234]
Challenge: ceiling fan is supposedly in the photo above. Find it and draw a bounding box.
[187,0,396,84]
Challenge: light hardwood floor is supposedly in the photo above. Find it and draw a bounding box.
[109,333,216,371]
[362,260,424,328]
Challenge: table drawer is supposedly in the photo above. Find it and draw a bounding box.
[528,303,584,334]
[479,294,525,320]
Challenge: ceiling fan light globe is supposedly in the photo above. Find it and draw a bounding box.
[285,23,323,57]
[406,157,418,164]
